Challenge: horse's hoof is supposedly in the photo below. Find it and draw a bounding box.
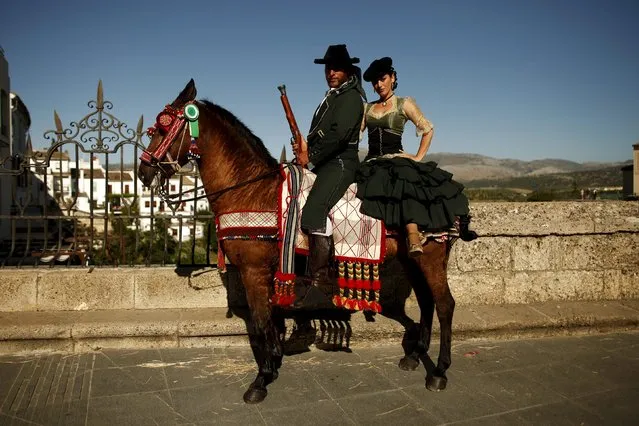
[398,356,420,371]
[243,386,267,404]
[425,374,448,391]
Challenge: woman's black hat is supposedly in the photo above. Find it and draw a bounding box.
[363,57,394,82]
[314,44,360,66]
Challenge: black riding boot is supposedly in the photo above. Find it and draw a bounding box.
[458,215,478,242]
[294,235,334,309]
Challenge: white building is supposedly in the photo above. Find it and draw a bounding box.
[25,151,208,242]
[0,47,12,239]
[10,92,30,156]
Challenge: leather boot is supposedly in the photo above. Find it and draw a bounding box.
[309,234,332,288]
[458,215,478,242]
[294,235,334,309]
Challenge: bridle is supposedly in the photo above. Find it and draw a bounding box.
[140,103,193,177]
[139,101,280,206]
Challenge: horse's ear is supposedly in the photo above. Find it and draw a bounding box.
[173,79,197,105]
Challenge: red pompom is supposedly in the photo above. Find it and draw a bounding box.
[332,295,343,308]
[358,299,370,311]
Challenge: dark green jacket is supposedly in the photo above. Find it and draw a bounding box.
[307,77,365,167]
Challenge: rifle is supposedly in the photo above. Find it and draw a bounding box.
[277,85,308,167]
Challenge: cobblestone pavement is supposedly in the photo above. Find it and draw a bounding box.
[0,331,637,425]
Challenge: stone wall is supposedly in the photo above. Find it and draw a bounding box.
[1,201,637,312]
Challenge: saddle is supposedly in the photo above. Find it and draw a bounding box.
[275,164,386,311]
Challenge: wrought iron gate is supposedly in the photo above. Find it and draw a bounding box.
[0,82,215,268]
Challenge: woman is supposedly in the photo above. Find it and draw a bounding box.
[356,57,476,256]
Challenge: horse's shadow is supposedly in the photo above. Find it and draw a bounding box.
[209,254,430,361]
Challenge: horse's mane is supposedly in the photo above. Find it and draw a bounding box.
[199,100,279,169]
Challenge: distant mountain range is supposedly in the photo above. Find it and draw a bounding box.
[417,152,632,183]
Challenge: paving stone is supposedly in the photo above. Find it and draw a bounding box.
[260,399,355,426]
[573,387,639,424]
[86,391,184,425]
[89,365,168,398]
[337,389,439,425]
[516,362,619,399]
[460,369,566,411]
[92,349,163,370]
[401,380,510,424]
[169,382,257,423]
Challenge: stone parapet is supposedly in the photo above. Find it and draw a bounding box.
[0,201,637,312]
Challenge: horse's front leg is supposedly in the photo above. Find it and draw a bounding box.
[239,264,282,404]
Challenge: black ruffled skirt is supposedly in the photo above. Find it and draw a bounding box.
[355,157,470,230]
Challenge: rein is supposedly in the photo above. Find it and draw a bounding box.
[160,168,280,205]
[143,101,282,206]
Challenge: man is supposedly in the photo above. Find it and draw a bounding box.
[296,44,366,307]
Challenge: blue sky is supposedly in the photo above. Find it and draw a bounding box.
[1,0,638,163]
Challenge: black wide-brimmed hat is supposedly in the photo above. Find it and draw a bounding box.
[314,44,360,66]
[363,57,394,82]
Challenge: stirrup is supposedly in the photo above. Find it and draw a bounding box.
[407,232,423,258]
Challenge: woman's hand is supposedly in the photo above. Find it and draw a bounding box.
[397,151,424,162]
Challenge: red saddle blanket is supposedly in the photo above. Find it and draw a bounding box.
[215,164,386,311]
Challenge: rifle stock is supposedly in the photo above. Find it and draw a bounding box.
[277,85,307,166]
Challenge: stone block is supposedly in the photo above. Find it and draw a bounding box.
[592,201,639,233]
[178,336,250,348]
[503,271,605,304]
[37,269,134,311]
[0,271,38,312]
[134,269,227,309]
[0,311,75,339]
[71,309,181,338]
[560,234,639,270]
[454,237,511,272]
[528,300,639,328]
[467,304,553,330]
[448,272,505,305]
[178,308,246,336]
[469,202,596,236]
[73,336,178,352]
[511,236,562,271]
[603,269,639,299]
[0,339,74,355]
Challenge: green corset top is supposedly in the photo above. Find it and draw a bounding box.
[365,96,408,135]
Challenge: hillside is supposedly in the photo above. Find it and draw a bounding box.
[464,166,625,192]
[422,152,631,182]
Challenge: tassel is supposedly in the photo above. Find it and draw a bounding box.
[271,279,281,305]
[332,294,343,308]
[187,138,201,160]
[371,264,382,313]
[217,240,226,273]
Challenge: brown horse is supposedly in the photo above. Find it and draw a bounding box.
[138,79,457,404]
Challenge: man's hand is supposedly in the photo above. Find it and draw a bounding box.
[293,137,309,167]
[297,150,309,167]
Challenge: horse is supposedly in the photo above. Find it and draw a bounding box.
[138,79,457,404]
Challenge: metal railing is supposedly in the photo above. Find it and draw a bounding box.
[0,82,215,268]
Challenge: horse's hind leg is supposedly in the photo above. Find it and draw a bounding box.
[416,242,455,391]
[239,266,283,404]
[397,258,435,371]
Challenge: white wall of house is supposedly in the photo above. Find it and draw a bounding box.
[0,48,12,240]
